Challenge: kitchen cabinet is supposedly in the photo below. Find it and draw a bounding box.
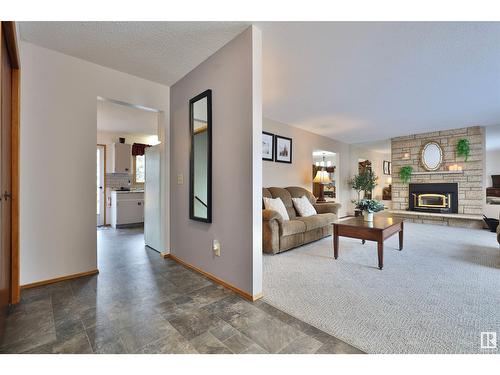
[112,143,132,173]
[110,191,144,228]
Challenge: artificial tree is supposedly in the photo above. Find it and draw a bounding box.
[350,169,378,201]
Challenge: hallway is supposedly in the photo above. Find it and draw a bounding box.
[0,228,362,354]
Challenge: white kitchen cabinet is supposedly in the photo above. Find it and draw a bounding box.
[110,191,144,228]
[112,143,132,173]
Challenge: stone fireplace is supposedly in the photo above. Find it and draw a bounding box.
[390,126,485,228]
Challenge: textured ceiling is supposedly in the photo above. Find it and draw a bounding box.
[19,21,500,144]
[353,139,391,154]
[19,21,249,86]
[258,22,500,143]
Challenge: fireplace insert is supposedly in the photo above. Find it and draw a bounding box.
[408,183,458,213]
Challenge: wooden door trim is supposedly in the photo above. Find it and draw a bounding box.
[10,66,19,304]
[2,22,19,69]
[2,22,20,304]
[97,144,107,225]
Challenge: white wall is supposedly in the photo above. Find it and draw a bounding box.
[349,145,391,201]
[263,118,351,216]
[170,26,262,298]
[20,42,170,285]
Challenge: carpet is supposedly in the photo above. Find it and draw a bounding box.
[263,222,500,354]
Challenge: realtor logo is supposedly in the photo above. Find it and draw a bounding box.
[481,332,497,349]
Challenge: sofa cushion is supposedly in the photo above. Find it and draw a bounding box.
[263,197,290,221]
[262,188,272,208]
[292,196,317,217]
[286,186,316,206]
[268,187,296,219]
[281,220,306,236]
[295,213,336,231]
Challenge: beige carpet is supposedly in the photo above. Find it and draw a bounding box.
[263,222,500,354]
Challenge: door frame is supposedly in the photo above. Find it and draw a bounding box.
[1,22,20,305]
[97,144,107,226]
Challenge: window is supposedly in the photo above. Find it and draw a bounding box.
[134,155,145,184]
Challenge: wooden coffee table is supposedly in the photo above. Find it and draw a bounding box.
[332,215,404,270]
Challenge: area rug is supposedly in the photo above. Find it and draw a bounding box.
[263,222,500,354]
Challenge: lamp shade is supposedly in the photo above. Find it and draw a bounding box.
[313,170,331,184]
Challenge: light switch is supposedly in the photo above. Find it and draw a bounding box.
[177,174,184,184]
[213,240,221,257]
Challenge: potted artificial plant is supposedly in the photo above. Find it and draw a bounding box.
[350,170,378,216]
[350,169,378,200]
[399,166,413,184]
[355,198,384,222]
[456,139,471,162]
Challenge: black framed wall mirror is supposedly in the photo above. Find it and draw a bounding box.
[189,89,212,223]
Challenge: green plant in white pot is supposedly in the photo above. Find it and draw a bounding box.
[354,199,384,222]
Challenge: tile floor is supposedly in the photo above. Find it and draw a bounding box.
[0,227,364,354]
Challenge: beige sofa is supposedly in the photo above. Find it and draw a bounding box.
[263,186,341,254]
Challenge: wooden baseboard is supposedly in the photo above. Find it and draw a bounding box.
[161,253,262,302]
[21,269,99,289]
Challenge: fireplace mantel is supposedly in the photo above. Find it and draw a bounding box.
[411,170,464,176]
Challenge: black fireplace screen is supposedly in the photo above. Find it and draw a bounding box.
[408,183,458,213]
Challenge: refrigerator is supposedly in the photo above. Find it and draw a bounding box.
[144,145,162,252]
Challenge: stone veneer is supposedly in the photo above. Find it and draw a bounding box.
[391,126,485,216]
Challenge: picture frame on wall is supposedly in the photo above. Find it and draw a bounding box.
[275,135,293,164]
[383,160,392,175]
[262,132,274,161]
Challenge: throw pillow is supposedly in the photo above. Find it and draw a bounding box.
[263,197,290,221]
[292,196,317,217]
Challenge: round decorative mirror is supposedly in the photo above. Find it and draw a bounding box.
[421,141,443,171]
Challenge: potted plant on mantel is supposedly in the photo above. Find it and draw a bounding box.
[354,199,385,222]
[399,165,413,184]
[456,138,471,162]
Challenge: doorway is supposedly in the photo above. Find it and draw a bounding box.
[96,145,106,226]
[96,96,164,270]
[312,150,338,202]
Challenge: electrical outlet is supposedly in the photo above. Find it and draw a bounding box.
[177,174,184,184]
[212,240,221,257]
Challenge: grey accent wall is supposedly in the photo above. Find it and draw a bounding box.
[170,27,262,297]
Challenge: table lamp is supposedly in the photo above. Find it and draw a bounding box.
[313,170,332,202]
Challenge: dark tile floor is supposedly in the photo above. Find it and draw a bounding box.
[0,227,364,354]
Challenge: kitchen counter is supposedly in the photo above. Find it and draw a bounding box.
[110,191,144,228]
